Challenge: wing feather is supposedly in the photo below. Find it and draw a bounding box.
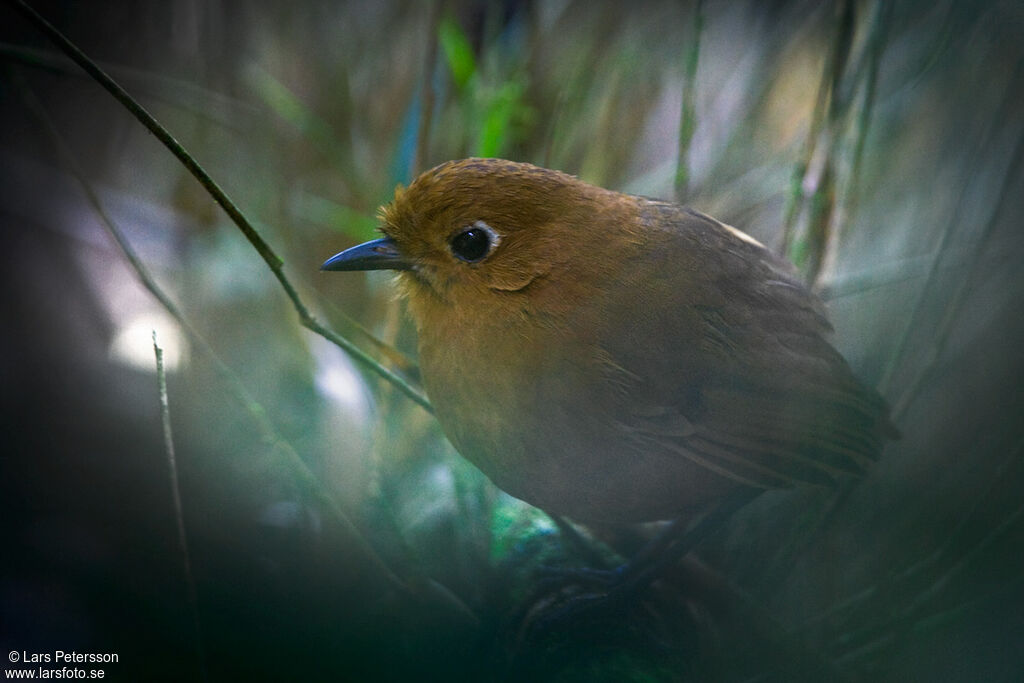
[602,202,895,489]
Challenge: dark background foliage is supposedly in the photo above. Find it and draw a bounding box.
[1,1,1022,680]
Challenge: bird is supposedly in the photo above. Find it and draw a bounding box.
[322,158,897,526]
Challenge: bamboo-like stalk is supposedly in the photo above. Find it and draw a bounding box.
[780,0,854,281]
[843,0,893,226]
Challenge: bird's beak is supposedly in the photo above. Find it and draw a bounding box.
[320,237,413,272]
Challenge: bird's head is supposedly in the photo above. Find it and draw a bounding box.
[322,158,638,325]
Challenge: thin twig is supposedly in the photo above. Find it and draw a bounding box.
[153,332,208,682]
[7,0,432,413]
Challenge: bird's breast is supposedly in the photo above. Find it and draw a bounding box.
[414,307,728,523]
[418,306,585,479]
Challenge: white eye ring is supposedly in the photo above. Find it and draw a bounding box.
[449,220,501,263]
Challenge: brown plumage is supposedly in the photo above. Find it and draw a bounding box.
[323,158,897,523]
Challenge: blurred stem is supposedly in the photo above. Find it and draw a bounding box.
[8,0,432,414]
[818,0,892,293]
[827,0,856,118]
[807,0,855,287]
[153,333,208,683]
[779,0,854,284]
[15,67,409,595]
[674,0,702,202]
[779,9,835,257]
[844,0,892,223]
[755,483,853,595]
[802,160,836,287]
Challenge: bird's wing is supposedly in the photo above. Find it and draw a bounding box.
[599,203,895,490]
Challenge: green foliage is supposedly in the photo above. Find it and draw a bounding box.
[438,15,535,159]
[489,495,555,563]
[439,15,476,89]
[473,77,532,158]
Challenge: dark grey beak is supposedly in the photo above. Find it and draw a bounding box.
[320,237,413,272]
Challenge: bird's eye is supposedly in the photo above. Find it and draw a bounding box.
[449,221,498,263]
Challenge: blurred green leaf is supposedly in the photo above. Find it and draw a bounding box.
[439,16,476,89]
[474,79,532,158]
[790,237,809,271]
